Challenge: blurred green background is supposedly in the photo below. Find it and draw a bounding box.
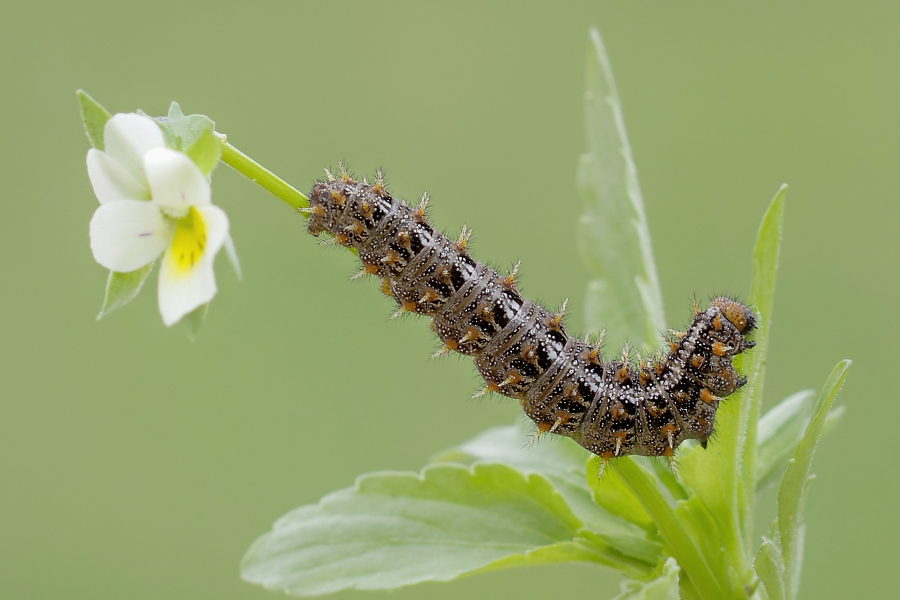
[2,1,897,598]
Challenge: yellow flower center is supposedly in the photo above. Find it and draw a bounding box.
[166,207,206,275]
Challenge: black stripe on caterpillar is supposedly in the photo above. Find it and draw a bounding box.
[305,170,756,460]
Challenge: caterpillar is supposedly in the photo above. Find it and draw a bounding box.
[305,168,756,463]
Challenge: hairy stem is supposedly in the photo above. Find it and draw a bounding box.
[220,142,309,211]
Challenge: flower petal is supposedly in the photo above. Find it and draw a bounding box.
[157,205,228,326]
[87,148,151,204]
[89,200,172,272]
[197,205,229,257]
[158,259,216,327]
[103,114,165,186]
[145,148,211,215]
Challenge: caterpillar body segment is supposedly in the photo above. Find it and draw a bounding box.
[307,176,755,458]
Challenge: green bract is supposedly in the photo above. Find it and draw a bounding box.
[77,90,111,151]
[96,262,154,320]
[158,101,223,175]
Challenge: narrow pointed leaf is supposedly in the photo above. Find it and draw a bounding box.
[96,264,153,320]
[77,90,111,150]
[777,360,850,598]
[678,186,786,574]
[613,557,681,600]
[577,27,665,351]
[673,497,728,585]
[434,423,662,567]
[646,457,689,502]
[756,390,816,491]
[754,536,787,600]
[242,463,597,596]
[738,184,787,539]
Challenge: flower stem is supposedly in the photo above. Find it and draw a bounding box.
[220,142,309,211]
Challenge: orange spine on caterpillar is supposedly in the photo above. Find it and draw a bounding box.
[305,168,756,464]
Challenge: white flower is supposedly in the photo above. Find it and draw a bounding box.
[87,113,230,326]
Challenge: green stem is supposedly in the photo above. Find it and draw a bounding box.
[613,458,727,600]
[220,142,309,211]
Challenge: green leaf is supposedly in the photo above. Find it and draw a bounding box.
[77,90,111,150]
[183,303,208,340]
[433,423,594,517]
[613,558,681,600]
[241,463,599,596]
[737,184,787,537]
[433,423,662,570]
[673,497,729,592]
[756,390,845,493]
[571,530,662,578]
[756,390,815,491]
[612,458,728,600]
[184,126,223,176]
[776,360,850,599]
[755,536,786,600]
[646,457,689,503]
[588,458,655,531]
[96,264,154,320]
[678,185,786,577]
[469,531,648,579]
[577,27,665,351]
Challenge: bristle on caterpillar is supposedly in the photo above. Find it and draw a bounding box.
[306,173,756,458]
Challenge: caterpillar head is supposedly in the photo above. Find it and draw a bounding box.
[710,297,756,334]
